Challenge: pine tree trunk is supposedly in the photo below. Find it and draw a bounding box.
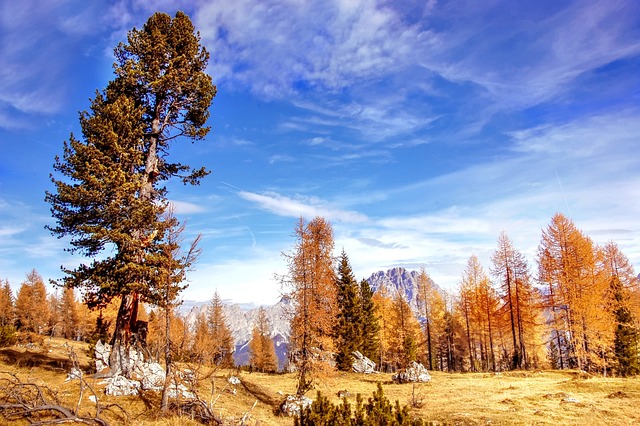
[108,292,140,376]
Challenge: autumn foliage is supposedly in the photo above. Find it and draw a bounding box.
[1,213,638,382]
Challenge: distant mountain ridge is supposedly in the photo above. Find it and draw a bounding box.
[366,266,442,312]
[181,267,438,368]
[183,297,292,370]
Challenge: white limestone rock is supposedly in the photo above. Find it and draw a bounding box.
[352,351,376,374]
[392,361,431,384]
[104,375,141,396]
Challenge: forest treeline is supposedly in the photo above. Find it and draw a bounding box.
[2,212,638,382]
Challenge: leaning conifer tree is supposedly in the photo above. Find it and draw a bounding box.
[45,11,215,376]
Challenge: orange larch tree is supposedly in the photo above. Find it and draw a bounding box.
[416,267,437,370]
[281,216,337,395]
[537,213,614,372]
[248,307,278,372]
[491,231,537,369]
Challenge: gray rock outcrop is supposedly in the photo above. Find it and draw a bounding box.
[392,361,431,384]
[95,341,193,398]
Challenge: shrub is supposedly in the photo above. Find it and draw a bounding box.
[295,382,425,426]
[0,325,17,347]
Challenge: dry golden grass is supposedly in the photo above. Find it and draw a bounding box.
[1,339,640,425]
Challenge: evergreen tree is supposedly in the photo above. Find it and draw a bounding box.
[612,277,639,376]
[207,291,235,367]
[93,309,112,345]
[0,279,14,327]
[45,11,215,373]
[359,279,380,362]
[295,383,424,426]
[602,242,639,376]
[334,250,362,371]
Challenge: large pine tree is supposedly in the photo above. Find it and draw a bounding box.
[45,12,215,375]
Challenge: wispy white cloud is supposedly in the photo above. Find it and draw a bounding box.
[195,0,430,95]
[509,112,640,158]
[268,154,295,164]
[169,200,207,214]
[0,1,92,120]
[420,0,640,109]
[238,190,368,223]
[0,226,26,237]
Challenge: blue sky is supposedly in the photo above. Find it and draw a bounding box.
[1,0,639,305]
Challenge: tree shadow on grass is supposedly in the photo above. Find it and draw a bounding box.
[0,348,74,372]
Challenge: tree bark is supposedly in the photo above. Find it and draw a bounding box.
[108,292,140,376]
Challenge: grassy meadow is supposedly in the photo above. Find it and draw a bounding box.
[1,338,639,425]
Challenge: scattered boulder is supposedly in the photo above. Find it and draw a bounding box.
[166,382,196,400]
[352,351,376,374]
[280,394,313,417]
[104,375,141,396]
[392,361,431,384]
[139,362,166,391]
